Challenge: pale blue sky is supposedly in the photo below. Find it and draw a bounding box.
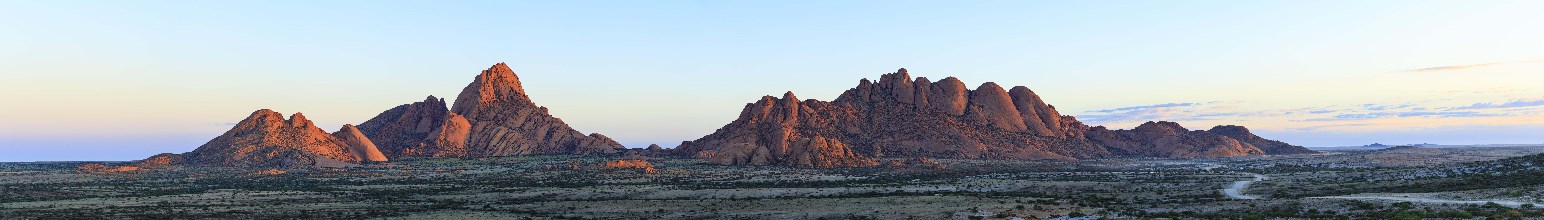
[2,1,1542,161]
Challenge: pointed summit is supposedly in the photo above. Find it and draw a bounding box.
[482,62,524,94]
[333,124,388,162]
[448,62,624,156]
[453,62,535,115]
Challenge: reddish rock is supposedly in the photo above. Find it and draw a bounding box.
[1084,121,1267,158]
[678,69,1311,167]
[600,159,656,174]
[1209,125,1316,154]
[182,109,382,168]
[133,153,184,168]
[357,96,469,158]
[332,124,388,162]
[450,63,624,156]
[1008,86,1056,137]
[928,77,969,116]
[965,82,1027,132]
[783,136,877,168]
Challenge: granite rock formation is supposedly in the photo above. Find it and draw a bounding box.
[448,63,624,156]
[133,153,185,168]
[332,124,389,162]
[180,109,389,168]
[357,63,622,158]
[357,96,471,158]
[677,68,1311,167]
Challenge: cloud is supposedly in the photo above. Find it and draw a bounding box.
[1077,102,1261,125]
[1453,97,1544,110]
[1408,62,1506,72]
[1301,110,1508,121]
[1286,123,1371,131]
[1408,60,1541,72]
[1395,111,1503,118]
[1362,103,1415,111]
[1089,103,1199,113]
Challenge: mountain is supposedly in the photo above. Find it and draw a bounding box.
[178,109,388,168]
[356,96,471,158]
[676,68,1312,167]
[359,63,623,158]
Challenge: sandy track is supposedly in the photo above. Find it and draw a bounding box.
[1222,173,1266,200]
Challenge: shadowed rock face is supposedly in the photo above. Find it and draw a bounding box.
[678,68,1312,167]
[360,63,622,158]
[357,96,470,158]
[182,109,387,168]
[1208,125,1317,154]
[1085,121,1265,158]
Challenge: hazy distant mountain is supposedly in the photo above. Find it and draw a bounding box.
[676,68,1312,167]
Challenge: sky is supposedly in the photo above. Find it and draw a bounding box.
[2,1,1542,162]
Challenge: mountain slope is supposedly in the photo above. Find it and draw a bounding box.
[677,68,1312,167]
[181,109,387,168]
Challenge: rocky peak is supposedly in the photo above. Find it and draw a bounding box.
[333,124,388,162]
[452,63,531,115]
[679,68,1314,168]
[1207,125,1315,154]
[929,76,969,115]
[1008,86,1056,136]
[965,82,1027,132]
[184,109,376,168]
[782,91,799,102]
[357,95,462,158]
[288,112,311,127]
[1208,125,1250,135]
[449,62,624,156]
[1134,121,1188,133]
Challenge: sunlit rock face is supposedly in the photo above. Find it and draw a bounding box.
[361,63,623,158]
[449,63,624,156]
[182,109,388,168]
[678,68,1312,167]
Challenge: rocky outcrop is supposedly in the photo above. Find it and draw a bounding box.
[356,63,622,158]
[783,136,878,168]
[1084,121,1265,158]
[357,96,470,158]
[181,109,384,168]
[678,68,1312,167]
[599,159,657,174]
[133,153,185,168]
[449,63,624,156]
[1208,125,1316,154]
[332,124,389,162]
[77,163,141,173]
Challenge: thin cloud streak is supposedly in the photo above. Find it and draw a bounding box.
[1407,60,1542,72]
[1453,97,1544,110]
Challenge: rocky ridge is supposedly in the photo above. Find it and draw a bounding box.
[178,109,388,168]
[676,68,1312,167]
